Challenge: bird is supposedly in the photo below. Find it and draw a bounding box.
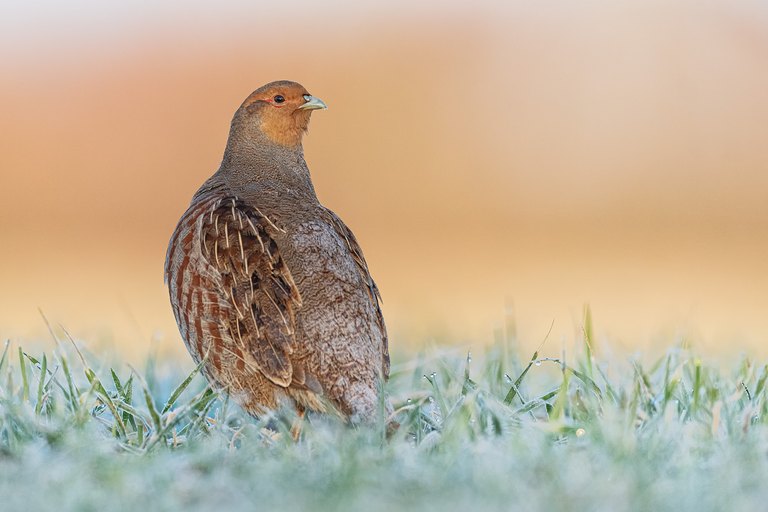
[164,80,390,425]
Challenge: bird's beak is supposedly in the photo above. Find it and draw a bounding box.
[298,95,327,110]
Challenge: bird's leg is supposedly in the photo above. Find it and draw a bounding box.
[290,407,305,442]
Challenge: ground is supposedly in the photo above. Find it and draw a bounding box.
[1,330,767,512]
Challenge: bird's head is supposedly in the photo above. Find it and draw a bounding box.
[236,80,327,148]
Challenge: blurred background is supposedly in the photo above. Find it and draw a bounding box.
[1,0,767,359]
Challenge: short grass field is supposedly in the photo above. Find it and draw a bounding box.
[2,319,768,511]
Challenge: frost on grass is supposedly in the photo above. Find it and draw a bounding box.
[1,336,768,512]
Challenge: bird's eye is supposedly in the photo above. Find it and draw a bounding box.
[273,95,285,103]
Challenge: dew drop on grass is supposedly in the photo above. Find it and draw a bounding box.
[576,428,586,437]
[535,361,542,367]
[504,374,512,383]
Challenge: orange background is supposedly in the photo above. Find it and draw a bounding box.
[1,0,767,358]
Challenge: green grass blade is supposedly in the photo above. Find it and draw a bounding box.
[583,304,594,380]
[567,367,603,398]
[18,347,29,402]
[754,365,768,399]
[504,350,537,405]
[161,357,207,414]
[0,340,10,374]
[111,369,126,397]
[130,366,162,436]
[59,355,80,412]
[85,367,128,438]
[549,368,571,423]
[35,354,48,415]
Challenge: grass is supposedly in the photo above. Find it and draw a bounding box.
[1,321,768,512]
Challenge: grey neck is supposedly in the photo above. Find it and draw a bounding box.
[215,112,319,202]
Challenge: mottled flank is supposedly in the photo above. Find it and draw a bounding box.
[165,81,389,423]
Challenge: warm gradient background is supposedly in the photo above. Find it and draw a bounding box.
[1,0,767,358]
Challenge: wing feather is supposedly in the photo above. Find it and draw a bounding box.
[198,196,302,387]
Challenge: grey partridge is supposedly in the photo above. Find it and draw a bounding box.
[165,81,389,423]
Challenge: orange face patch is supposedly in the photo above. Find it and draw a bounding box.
[240,81,316,147]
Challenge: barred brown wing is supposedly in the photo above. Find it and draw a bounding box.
[165,192,302,387]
